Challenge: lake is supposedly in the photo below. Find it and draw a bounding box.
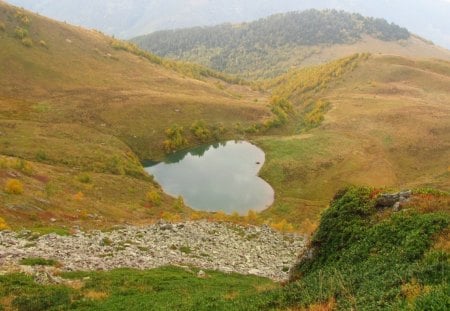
[145,141,274,214]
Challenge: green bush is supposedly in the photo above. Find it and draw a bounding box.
[146,189,162,206]
[14,27,28,39]
[190,120,212,142]
[19,257,58,266]
[163,124,188,153]
[222,187,449,310]
[12,287,70,311]
[77,173,92,184]
[35,150,48,161]
[266,97,293,128]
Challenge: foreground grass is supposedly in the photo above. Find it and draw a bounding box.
[221,188,450,310]
[1,188,447,310]
[0,267,277,311]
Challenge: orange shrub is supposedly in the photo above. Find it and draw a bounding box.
[72,191,84,201]
[4,179,24,194]
[271,219,295,232]
[161,212,182,223]
[213,211,228,222]
[246,210,259,224]
[0,217,10,230]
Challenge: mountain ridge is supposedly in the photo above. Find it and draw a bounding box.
[133,9,450,79]
[5,0,450,50]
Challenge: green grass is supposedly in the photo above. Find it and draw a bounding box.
[215,188,450,310]
[0,267,276,311]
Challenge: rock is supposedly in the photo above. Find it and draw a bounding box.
[376,193,400,208]
[248,268,261,275]
[0,220,306,281]
[376,190,412,209]
[393,202,401,212]
[197,270,206,278]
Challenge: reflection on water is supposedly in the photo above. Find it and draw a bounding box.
[145,141,274,214]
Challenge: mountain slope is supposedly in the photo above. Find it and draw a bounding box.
[133,10,450,79]
[257,54,450,225]
[0,1,270,229]
[6,0,450,50]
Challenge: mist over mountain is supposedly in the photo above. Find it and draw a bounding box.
[6,0,450,49]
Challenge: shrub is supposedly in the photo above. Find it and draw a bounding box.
[211,123,226,140]
[14,26,28,39]
[0,217,10,230]
[146,189,162,206]
[106,156,125,175]
[163,124,188,153]
[4,179,24,194]
[300,100,331,130]
[21,37,33,47]
[12,287,70,311]
[72,192,84,201]
[35,150,48,161]
[162,211,182,222]
[13,159,33,175]
[174,196,185,211]
[179,246,192,254]
[191,120,212,142]
[230,211,241,223]
[246,210,259,224]
[266,97,293,128]
[19,257,58,266]
[77,173,92,184]
[271,219,295,232]
[213,211,228,222]
[15,10,31,26]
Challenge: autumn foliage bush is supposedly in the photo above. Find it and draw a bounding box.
[0,217,10,230]
[4,179,24,194]
[146,190,162,206]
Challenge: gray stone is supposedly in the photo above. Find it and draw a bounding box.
[197,270,206,278]
[0,221,306,281]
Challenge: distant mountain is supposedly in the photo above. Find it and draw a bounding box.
[133,10,450,78]
[5,0,450,50]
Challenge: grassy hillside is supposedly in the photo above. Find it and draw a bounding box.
[1,188,447,310]
[224,188,449,310]
[0,1,271,229]
[0,2,449,233]
[133,9,450,79]
[256,54,450,227]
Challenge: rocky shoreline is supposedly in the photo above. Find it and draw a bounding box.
[0,220,306,281]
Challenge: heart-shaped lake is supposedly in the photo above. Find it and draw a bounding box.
[145,141,274,214]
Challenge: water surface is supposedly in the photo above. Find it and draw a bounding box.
[145,141,274,214]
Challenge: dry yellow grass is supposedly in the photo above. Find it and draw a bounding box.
[0,2,271,229]
[0,2,449,232]
[259,55,450,229]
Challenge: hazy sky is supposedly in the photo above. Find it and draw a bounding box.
[6,0,450,49]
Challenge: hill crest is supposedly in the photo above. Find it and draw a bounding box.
[133,9,450,79]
